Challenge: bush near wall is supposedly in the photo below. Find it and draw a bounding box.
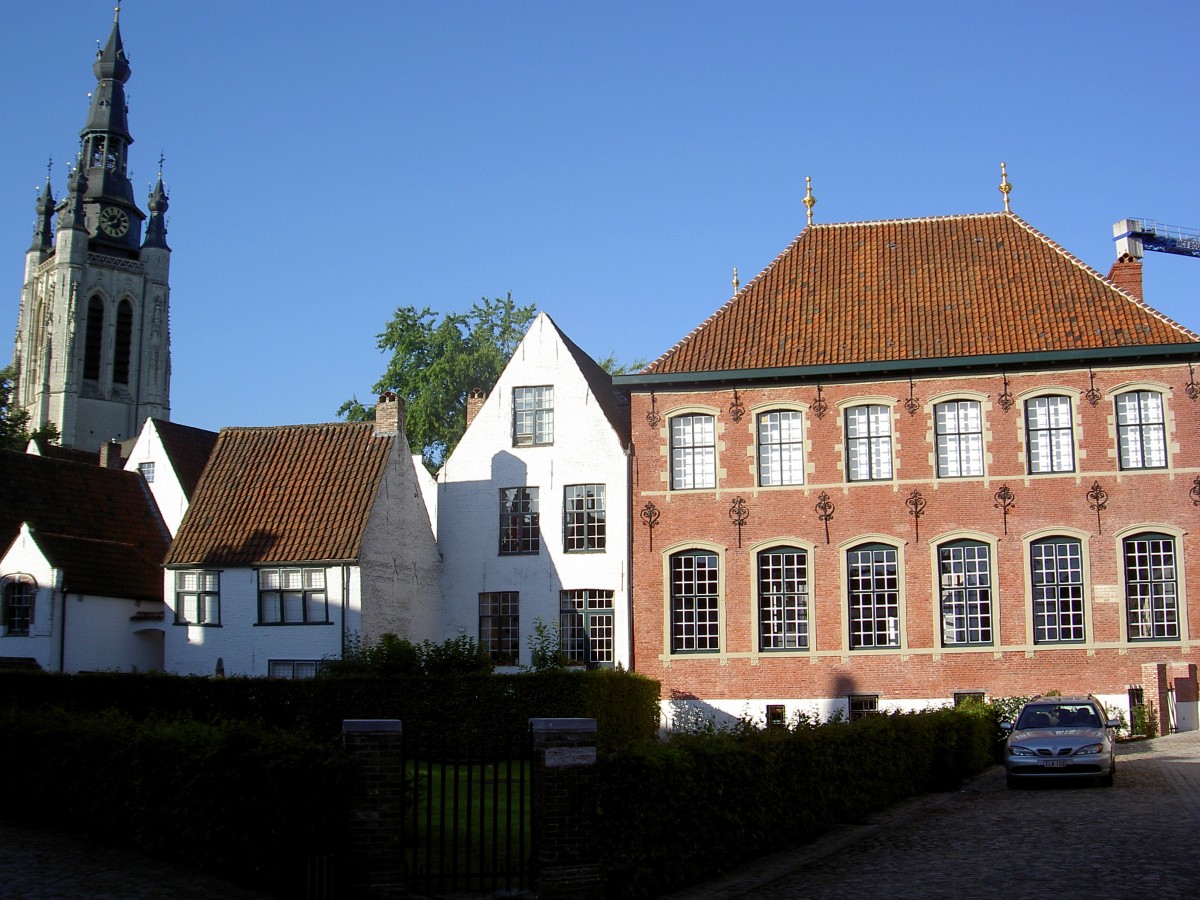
[597,706,995,898]
[0,668,660,752]
[0,706,350,897]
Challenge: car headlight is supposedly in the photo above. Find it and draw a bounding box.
[1008,745,1037,757]
[1074,743,1104,755]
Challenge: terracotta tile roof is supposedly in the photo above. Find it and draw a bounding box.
[0,450,170,601]
[147,418,218,498]
[164,422,393,568]
[647,212,1199,376]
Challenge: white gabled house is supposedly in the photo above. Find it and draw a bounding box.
[0,450,170,672]
[122,418,218,536]
[437,312,632,669]
[162,394,442,677]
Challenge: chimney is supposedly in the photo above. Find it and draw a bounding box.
[99,440,123,469]
[374,391,404,436]
[465,387,486,428]
[1108,254,1143,301]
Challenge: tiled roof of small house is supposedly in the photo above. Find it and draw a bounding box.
[0,450,170,602]
[147,418,218,498]
[164,422,393,568]
[646,212,1199,376]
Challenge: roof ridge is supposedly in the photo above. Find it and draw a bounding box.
[219,420,377,434]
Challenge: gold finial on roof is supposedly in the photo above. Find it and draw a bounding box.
[803,175,817,226]
[999,162,1012,213]
[732,267,739,294]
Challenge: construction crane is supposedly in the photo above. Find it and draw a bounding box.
[1114,219,1200,259]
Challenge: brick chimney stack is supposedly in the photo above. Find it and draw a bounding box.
[374,391,404,437]
[1108,254,1144,301]
[465,388,486,428]
[98,440,123,469]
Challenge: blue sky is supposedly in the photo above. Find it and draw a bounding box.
[4,2,1198,433]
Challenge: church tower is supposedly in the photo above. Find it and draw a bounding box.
[11,6,171,452]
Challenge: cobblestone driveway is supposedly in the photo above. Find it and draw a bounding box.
[670,730,1200,900]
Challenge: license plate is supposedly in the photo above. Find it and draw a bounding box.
[1042,759,1067,768]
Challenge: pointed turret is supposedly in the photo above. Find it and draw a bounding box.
[29,176,55,253]
[142,171,170,250]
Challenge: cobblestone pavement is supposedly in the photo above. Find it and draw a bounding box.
[667,730,1200,900]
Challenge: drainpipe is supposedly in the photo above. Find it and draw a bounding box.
[625,441,636,672]
[54,569,66,673]
[341,564,350,658]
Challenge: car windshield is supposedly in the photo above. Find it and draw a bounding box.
[1016,703,1101,729]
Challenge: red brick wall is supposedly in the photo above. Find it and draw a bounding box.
[628,362,1200,705]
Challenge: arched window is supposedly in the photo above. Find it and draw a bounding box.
[845,405,892,481]
[846,543,899,648]
[757,410,804,486]
[3,580,34,635]
[758,546,808,650]
[1030,537,1084,643]
[83,295,105,381]
[1025,396,1074,473]
[934,400,984,477]
[670,550,720,652]
[938,540,992,646]
[1124,532,1178,640]
[1116,391,1167,470]
[113,299,133,385]
[670,415,716,489]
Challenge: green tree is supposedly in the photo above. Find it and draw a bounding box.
[595,353,649,376]
[340,294,537,468]
[0,364,59,452]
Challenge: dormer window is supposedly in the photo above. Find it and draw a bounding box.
[513,386,554,446]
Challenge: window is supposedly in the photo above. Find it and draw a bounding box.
[1124,533,1179,640]
[847,544,899,648]
[113,299,133,385]
[954,692,986,707]
[1030,538,1084,643]
[845,405,892,481]
[670,551,720,652]
[559,589,615,667]
[175,570,219,625]
[137,462,155,482]
[938,541,993,646]
[849,695,879,720]
[1025,396,1074,473]
[268,660,321,679]
[757,410,804,486]
[564,484,606,552]
[500,487,540,554]
[1116,391,1167,470]
[935,400,984,477]
[758,546,809,650]
[670,414,716,489]
[2,581,34,635]
[766,704,787,729]
[513,386,554,445]
[480,591,519,665]
[258,568,328,624]
[83,295,104,381]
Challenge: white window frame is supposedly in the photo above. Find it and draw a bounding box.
[845,405,893,481]
[174,570,220,626]
[1116,390,1167,470]
[513,385,554,446]
[1025,395,1075,474]
[670,414,716,490]
[757,410,805,486]
[934,400,984,478]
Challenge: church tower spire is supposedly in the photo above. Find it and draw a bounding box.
[10,6,172,452]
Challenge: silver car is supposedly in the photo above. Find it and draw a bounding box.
[1000,695,1118,788]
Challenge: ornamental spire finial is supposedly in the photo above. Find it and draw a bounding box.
[803,175,816,226]
[731,267,739,294]
[999,162,1012,213]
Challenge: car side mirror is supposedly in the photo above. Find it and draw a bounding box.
[1106,718,1119,729]
[999,721,1013,732]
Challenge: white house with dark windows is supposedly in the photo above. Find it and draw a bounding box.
[161,395,442,677]
[436,312,632,669]
[121,418,217,536]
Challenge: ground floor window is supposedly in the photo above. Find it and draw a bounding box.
[1124,533,1179,640]
[258,567,328,624]
[670,551,720,653]
[480,591,520,665]
[1030,538,1084,643]
[849,694,879,720]
[559,589,615,667]
[847,544,899,649]
[174,570,220,626]
[268,659,320,679]
[938,541,992,646]
[758,546,809,650]
[2,580,33,635]
[953,691,986,706]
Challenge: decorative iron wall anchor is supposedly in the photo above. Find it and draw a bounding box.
[812,384,829,419]
[906,489,927,542]
[1190,475,1200,507]
[904,378,920,416]
[993,485,1015,535]
[815,491,835,545]
[729,496,748,547]
[1186,362,1200,402]
[997,374,1015,412]
[1084,368,1102,407]
[640,501,660,550]
[1086,481,1108,534]
[729,390,745,423]
[646,393,661,428]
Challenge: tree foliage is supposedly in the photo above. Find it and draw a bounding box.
[339,294,537,468]
[0,364,60,452]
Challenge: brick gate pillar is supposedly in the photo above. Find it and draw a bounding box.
[1141,663,1171,737]
[530,717,602,900]
[342,719,405,900]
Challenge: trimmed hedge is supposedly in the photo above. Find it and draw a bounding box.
[0,706,350,897]
[597,706,996,898]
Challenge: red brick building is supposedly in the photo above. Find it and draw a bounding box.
[615,210,1200,730]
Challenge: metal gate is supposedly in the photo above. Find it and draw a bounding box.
[399,724,534,895]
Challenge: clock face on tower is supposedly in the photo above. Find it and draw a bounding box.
[98,206,130,238]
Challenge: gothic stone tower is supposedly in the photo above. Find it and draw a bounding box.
[12,7,171,452]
